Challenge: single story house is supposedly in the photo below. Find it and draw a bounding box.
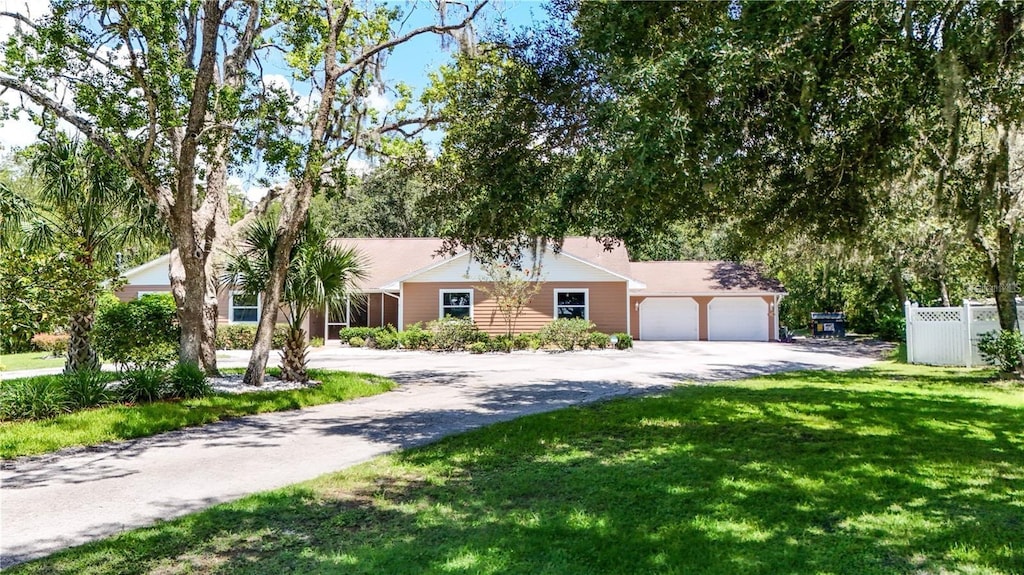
[115,237,786,342]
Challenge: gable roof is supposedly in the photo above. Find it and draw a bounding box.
[629,261,786,295]
[331,237,643,291]
[329,238,445,291]
[119,253,171,285]
[557,237,633,278]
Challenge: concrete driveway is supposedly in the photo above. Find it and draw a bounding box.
[0,340,884,568]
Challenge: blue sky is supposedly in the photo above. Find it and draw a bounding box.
[0,0,554,195]
[382,0,551,93]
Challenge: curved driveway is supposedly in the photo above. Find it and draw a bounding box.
[1,340,883,568]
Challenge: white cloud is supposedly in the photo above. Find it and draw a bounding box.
[365,89,391,114]
[347,156,373,176]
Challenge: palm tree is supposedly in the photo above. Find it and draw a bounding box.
[226,216,364,383]
[11,137,158,372]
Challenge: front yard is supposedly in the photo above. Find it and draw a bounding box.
[0,352,65,372]
[9,362,1023,574]
[0,369,395,458]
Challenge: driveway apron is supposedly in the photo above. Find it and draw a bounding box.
[0,341,882,567]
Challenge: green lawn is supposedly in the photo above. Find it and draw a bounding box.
[0,351,65,372]
[9,362,1023,574]
[0,369,395,458]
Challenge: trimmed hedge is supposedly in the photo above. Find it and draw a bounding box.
[94,294,179,369]
[216,323,289,350]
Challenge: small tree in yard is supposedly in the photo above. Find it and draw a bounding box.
[476,261,544,338]
[977,330,1024,378]
[227,217,364,383]
[0,138,158,372]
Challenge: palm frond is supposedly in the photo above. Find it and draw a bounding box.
[0,181,34,249]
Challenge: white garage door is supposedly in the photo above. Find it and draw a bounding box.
[640,298,699,341]
[708,297,769,341]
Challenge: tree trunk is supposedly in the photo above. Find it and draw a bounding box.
[65,304,99,373]
[243,8,347,386]
[992,126,1017,332]
[242,268,286,386]
[280,327,309,383]
[170,244,220,375]
[889,266,908,306]
[937,277,951,307]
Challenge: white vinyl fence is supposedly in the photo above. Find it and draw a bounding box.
[904,301,1024,367]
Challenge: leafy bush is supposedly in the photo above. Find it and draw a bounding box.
[31,332,70,356]
[63,369,112,410]
[0,376,67,420]
[119,367,167,403]
[589,332,611,349]
[977,330,1024,373]
[349,336,365,347]
[167,361,212,399]
[338,327,384,343]
[310,337,325,348]
[94,294,179,369]
[611,332,633,350]
[876,315,905,342]
[215,323,290,350]
[540,318,596,351]
[489,334,514,353]
[467,342,488,354]
[427,317,485,351]
[370,329,400,350]
[513,333,541,350]
[398,323,433,350]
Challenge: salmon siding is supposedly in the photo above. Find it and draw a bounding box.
[114,238,786,342]
[402,281,628,335]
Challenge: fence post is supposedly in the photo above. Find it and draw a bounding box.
[963,299,973,368]
[904,300,914,364]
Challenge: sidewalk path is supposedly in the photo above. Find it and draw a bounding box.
[0,341,884,568]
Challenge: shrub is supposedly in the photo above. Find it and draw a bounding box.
[216,324,255,350]
[338,327,384,343]
[513,333,541,350]
[371,329,400,350]
[94,294,179,369]
[398,323,433,350]
[349,336,365,347]
[167,361,212,399]
[490,334,514,353]
[31,332,70,356]
[467,341,488,354]
[611,332,633,350]
[62,369,113,410]
[876,315,905,342]
[427,317,485,351]
[0,376,67,420]
[310,337,325,348]
[119,367,167,403]
[589,332,612,349]
[977,330,1024,373]
[215,324,290,350]
[540,318,596,351]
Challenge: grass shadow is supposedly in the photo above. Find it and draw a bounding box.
[9,368,1024,574]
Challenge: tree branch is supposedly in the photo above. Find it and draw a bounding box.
[336,1,487,78]
[0,74,169,210]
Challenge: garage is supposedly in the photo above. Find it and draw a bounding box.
[640,297,699,341]
[708,297,769,341]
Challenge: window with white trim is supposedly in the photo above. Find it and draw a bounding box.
[439,290,473,319]
[230,291,260,323]
[554,289,588,320]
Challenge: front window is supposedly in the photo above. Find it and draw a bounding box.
[440,290,473,319]
[231,291,259,323]
[555,290,588,320]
